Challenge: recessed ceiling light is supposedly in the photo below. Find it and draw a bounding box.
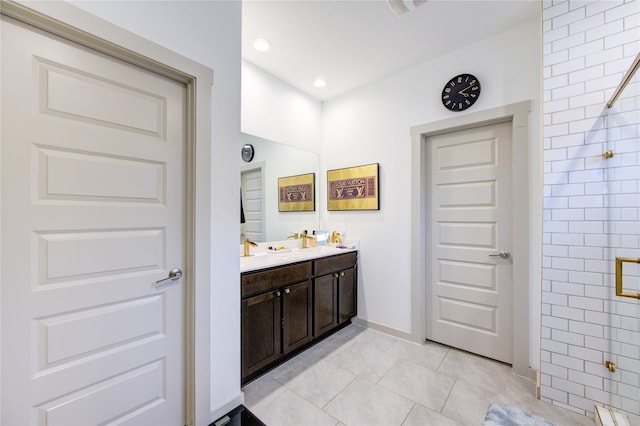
[313,79,326,88]
[253,38,272,52]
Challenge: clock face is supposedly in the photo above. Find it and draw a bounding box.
[241,144,254,162]
[441,73,481,111]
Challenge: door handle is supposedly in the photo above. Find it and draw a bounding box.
[155,268,183,285]
[489,251,511,259]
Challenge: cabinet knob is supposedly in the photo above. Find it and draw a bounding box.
[340,272,345,277]
[333,273,339,278]
[274,291,281,297]
[284,288,290,294]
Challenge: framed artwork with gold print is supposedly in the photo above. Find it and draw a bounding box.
[278,173,315,212]
[327,163,379,211]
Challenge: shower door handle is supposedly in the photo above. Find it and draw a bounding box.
[615,257,640,299]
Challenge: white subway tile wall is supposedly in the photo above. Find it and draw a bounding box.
[542,0,639,421]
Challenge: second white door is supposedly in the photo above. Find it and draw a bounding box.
[427,121,513,364]
[241,168,265,242]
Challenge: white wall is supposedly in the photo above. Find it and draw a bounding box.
[241,60,323,154]
[68,0,244,418]
[541,0,640,420]
[321,20,542,337]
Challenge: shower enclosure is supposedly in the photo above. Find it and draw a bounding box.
[597,53,640,423]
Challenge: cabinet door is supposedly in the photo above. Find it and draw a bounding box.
[314,273,338,337]
[338,267,357,324]
[242,290,282,380]
[282,279,313,354]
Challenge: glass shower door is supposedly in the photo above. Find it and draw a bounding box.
[600,59,640,423]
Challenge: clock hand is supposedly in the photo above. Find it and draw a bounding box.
[458,85,474,96]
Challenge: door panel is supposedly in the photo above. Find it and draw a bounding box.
[241,291,282,379]
[314,274,338,337]
[1,18,185,425]
[427,121,513,363]
[338,268,357,324]
[282,280,313,354]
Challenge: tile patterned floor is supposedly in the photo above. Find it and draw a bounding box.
[242,324,593,426]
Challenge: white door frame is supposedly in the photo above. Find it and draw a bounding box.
[0,1,213,424]
[410,101,533,378]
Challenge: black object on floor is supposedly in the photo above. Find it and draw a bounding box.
[209,405,266,426]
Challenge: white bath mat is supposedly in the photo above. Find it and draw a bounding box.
[483,403,557,426]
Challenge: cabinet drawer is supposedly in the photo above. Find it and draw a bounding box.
[242,261,312,298]
[314,252,357,276]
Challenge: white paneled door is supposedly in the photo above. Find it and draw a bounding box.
[427,121,513,364]
[241,168,265,242]
[1,17,185,425]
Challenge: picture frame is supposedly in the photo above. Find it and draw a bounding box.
[278,173,315,212]
[327,163,379,211]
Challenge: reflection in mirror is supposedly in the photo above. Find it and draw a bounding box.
[240,133,319,242]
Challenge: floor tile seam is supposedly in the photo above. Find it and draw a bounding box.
[372,352,406,385]
[450,372,512,397]
[279,364,357,411]
[398,402,417,426]
[438,376,461,416]
[325,337,359,358]
[244,384,287,414]
[270,355,323,386]
[374,362,444,414]
[376,356,461,408]
[375,357,403,386]
[317,373,359,415]
[325,346,399,382]
[391,353,451,378]
[260,387,341,426]
[434,345,452,373]
[376,378,427,411]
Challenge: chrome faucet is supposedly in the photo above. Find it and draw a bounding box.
[300,230,315,249]
[242,238,258,257]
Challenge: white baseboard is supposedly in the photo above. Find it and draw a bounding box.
[351,317,415,342]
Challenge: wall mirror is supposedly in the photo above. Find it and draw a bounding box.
[240,133,319,242]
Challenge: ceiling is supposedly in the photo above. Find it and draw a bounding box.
[242,0,541,101]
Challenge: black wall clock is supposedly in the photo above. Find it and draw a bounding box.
[441,73,481,112]
[241,144,254,162]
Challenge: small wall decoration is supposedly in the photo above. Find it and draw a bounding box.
[278,173,315,212]
[327,163,379,211]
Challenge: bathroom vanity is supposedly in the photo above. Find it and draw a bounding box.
[240,248,357,383]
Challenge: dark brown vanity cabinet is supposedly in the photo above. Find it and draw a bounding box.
[241,251,357,383]
[314,252,358,337]
[241,262,313,381]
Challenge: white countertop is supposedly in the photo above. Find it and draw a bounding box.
[240,240,357,273]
